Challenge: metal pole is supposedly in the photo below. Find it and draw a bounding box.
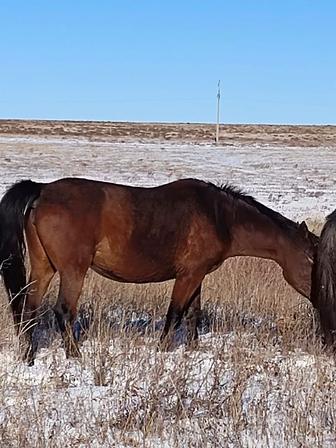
[216,80,220,144]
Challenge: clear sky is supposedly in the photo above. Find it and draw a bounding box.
[1,1,335,124]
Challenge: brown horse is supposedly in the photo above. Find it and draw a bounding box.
[311,210,336,348]
[0,177,318,364]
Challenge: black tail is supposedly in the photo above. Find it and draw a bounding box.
[311,210,336,346]
[0,180,43,324]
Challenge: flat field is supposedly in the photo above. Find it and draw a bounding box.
[0,121,335,447]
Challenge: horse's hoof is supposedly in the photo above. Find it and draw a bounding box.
[21,346,35,366]
[158,337,175,352]
[186,338,199,351]
[27,357,35,367]
[65,345,82,359]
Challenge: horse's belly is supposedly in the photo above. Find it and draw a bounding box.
[91,264,174,283]
[91,264,173,283]
[92,239,174,283]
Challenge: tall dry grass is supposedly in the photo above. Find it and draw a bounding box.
[0,247,335,447]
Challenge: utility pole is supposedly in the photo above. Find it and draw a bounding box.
[216,80,221,144]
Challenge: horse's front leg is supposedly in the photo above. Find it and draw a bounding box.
[160,273,204,349]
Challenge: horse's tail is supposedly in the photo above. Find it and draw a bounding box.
[311,209,336,345]
[0,180,43,322]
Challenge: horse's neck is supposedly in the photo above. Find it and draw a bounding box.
[228,213,289,267]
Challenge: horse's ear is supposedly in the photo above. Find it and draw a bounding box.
[298,220,309,238]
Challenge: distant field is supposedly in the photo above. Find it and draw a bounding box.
[0,121,335,447]
[0,119,336,147]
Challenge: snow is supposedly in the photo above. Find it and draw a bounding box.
[0,331,335,447]
[0,135,336,446]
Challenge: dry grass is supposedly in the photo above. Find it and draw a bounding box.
[0,253,335,447]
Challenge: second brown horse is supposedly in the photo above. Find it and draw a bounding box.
[0,178,318,364]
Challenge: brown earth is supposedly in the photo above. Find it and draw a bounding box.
[0,119,335,147]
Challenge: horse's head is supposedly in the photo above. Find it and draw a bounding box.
[282,221,319,299]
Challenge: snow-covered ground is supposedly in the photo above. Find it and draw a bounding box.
[0,329,335,448]
[0,135,336,447]
[0,135,335,219]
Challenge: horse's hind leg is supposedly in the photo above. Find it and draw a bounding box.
[160,273,204,348]
[23,264,55,365]
[22,220,55,364]
[54,269,87,359]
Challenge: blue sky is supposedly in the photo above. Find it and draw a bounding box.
[0,1,335,124]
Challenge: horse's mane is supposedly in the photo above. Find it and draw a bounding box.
[221,182,299,230]
[207,181,301,239]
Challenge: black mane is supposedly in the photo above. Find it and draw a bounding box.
[213,182,301,237]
